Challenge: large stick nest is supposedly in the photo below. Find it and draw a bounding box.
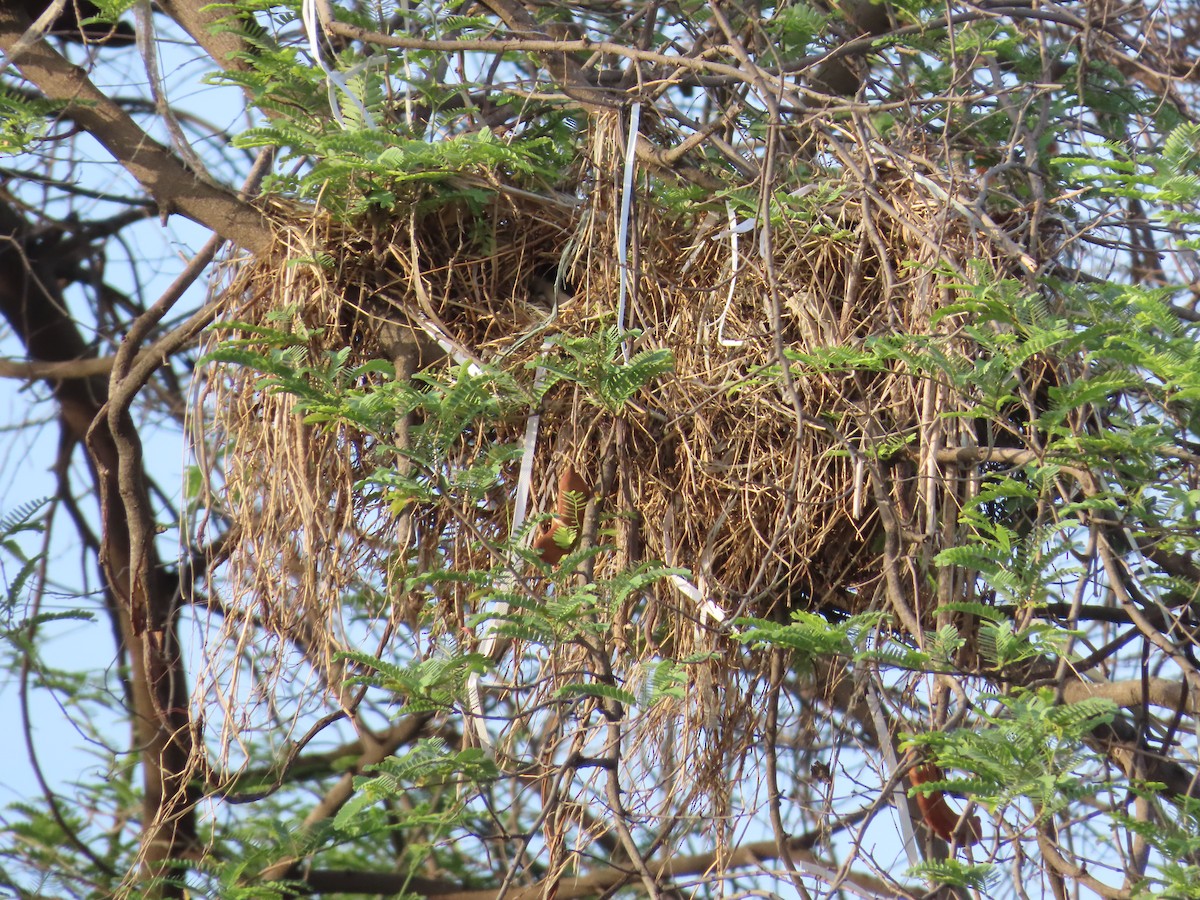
[192,117,1046,769]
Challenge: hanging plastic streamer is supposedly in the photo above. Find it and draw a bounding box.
[615,101,641,361]
[301,0,377,130]
[466,356,550,753]
[715,202,748,348]
[867,684,920,866]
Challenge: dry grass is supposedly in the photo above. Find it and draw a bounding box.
[190,118,1033,810]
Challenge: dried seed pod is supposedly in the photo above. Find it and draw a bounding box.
[910,763,981,846]
[532,519,571,566]
[555,464,589,527]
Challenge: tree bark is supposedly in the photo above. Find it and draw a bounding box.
[0,199,197,897]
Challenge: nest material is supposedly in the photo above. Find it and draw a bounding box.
[193,122,1028,777]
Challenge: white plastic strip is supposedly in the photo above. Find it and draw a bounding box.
[669,575,727,624]
[615,102,641,359]
[716,202,745,348]
[866,683,920,867]
[468,360,548,750]
[301,0,377,130]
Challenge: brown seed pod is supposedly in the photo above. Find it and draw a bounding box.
[532,519,571,566]
[910,763,981,846]
[555,464,589,527]
[532,464,589,566]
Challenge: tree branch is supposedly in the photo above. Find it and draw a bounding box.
[0,7,272,255]
[1062,677,1197,716]
[0,355,116,380]
[257,713,435,884]
[297,811,893,899]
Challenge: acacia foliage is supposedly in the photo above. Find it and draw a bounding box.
[2,2,1200,899]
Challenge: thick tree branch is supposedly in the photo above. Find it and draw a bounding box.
[0,7,272,255]
[0,196,196,897]
[1061,677,1196,716]
[0,355,116,380]
[153,0,252,73]
[1037,832,1128,899]
[297,811,893,900]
